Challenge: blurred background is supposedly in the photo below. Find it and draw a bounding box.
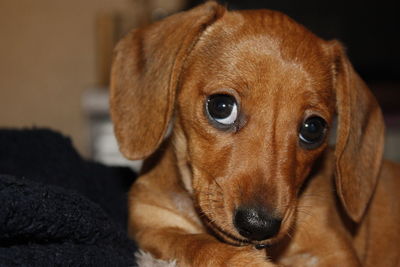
[0,0,399,169]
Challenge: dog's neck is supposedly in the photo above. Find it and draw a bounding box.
[171,124,194,194]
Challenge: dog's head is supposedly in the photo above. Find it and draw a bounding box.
[110,2,384,247]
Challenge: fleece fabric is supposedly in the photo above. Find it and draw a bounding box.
[0,129,138,266]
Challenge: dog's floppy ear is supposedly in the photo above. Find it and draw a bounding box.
[332,42,385,222]
[110,2,224,160]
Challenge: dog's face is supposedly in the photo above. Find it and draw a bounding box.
[175,10,335,246]
[111,2,384,250]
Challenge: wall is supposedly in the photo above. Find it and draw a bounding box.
[0,0,140,156]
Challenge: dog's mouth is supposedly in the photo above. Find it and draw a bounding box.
[203,217,251,246]
[192,169,297,248]
[200,204,296,248]
[204,217,286,248]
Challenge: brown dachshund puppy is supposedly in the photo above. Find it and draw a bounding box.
[110,2,400,266]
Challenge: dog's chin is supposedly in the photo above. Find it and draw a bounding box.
[208,221,288,249]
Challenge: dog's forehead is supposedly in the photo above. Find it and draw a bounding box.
[201,9,326,58]
[184,9,333,105]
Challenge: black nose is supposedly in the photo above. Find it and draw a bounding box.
[233,206,282,241]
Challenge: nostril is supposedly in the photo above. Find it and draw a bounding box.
[234,207,282,241]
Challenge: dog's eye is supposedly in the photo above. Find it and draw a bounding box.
[299,116,327,149]
[206,94,238,127]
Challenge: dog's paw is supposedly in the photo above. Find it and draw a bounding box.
[135,250,178,267]
[226,247,280,267]
[278,253,319,267]
[193,245,279,267]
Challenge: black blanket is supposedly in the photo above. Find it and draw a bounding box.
[0,129,138,266]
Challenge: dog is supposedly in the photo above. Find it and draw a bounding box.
[110,2,400,266]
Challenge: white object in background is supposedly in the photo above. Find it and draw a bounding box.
[82,88,142,172]
[94,121,143,171]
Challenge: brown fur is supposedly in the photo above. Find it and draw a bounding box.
[110,2,400,266]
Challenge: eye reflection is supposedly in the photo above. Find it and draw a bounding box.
[299,116,327,149]
[206,94,238,127]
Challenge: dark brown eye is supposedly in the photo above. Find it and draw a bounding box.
[299,116,327,149]
[206,94,238,127]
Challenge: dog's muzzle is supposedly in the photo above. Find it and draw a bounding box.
[233,206,282,241]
